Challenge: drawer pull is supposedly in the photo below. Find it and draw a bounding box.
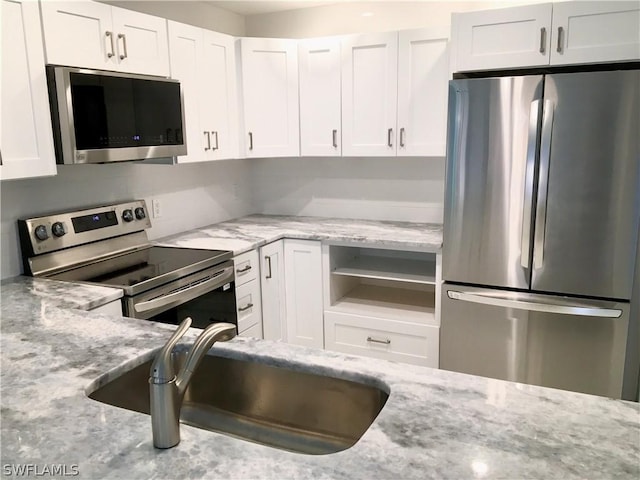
[236,265,252,274]
[367,336,391,345]
[238,303,254,312]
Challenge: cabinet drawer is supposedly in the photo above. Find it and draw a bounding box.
[239,322,263,339]
[234,250,259,286]
[236,279,262,334]
[324,311,439,367]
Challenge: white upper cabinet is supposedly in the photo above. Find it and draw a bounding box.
[453,1,639,72]
[341,32,398,156]
[453,3,553,71]
[550,1,640,65]
[40,1,170,76]
[397,27,450,157]
[298,38,342,156]
[239,38,300,158]
[168,22,238,163]
[1,0,56,181]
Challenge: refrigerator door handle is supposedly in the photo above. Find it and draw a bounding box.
[520,100,541,268]
[447,290,622,318]
[533,100,554,269]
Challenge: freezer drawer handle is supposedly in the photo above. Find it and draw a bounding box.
[447,290,622,318]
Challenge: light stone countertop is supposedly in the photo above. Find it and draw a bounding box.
[1,277,639,479]
[155,214,443,255]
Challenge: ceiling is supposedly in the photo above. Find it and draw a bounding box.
[207,1,343,15]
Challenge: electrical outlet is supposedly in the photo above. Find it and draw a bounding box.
[152,198,162,218]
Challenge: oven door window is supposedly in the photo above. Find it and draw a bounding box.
[132,282,237,330]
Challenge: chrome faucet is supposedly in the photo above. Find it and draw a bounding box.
[149,317,236,449]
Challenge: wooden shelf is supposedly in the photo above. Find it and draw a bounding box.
[329,284,435,325]
[332,256,436,285]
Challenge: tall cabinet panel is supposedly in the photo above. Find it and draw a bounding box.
[1,0,56,180]
[260,241,287,342]
[200,30,239,160]
[298,38,342,156]
[341,32,398,156]
[397,27,450,157]
[168,22,238,162]
[239,38,299,157]
[284,240,324,349]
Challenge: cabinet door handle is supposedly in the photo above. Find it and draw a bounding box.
[387,128,393,147]
[213,131,219,150]
[238,302,254,312]
[539,27,546,54]
[248,132,253,151]
[105,31,115,58]
[204,131,211,151]
[117,33,128,60]
[236,265,252,274]
[556,26,564,53]
[332,129,338,148]
[367,336,391,345]
[400,127,406,147]
[265,256,272,279]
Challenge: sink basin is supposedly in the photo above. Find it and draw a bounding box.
[88,350,388,455]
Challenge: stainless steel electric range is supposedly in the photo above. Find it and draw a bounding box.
[19,200,236,329]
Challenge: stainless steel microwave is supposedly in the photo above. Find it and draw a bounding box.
[46,66,187,164]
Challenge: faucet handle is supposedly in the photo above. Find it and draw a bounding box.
[150,317,192,384]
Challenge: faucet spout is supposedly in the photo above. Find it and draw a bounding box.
[149,318,237,449]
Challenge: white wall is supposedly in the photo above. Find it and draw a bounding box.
[244,1,542,38]
[100,1,246,35]
[0,160,254,279]
[248,156,445,222]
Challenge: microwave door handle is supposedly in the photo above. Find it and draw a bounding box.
[520,100,541,268]
[533,100,554,269]
[134,266,233,313]
[447,290,622,318]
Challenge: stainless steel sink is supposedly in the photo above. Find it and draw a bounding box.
[88,351,388,455]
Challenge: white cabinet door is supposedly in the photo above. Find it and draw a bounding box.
[40,0,115,71]
[284,240,324,349]
[397,27,450,157]
[111,6,170,76]
[550,1,640,65]
[298,38,341,156]
[201,30,239,160]
[341,32,398,156]
[260,241,286,342]
[168,21,204,163]
[240,38,299,157]
[453,3,552,72]
[1,0,56,181]
[236,279,263,337]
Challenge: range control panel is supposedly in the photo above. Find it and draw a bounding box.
[18,200,151,256]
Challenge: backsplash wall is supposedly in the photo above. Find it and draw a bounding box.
[0,160,253,279]
[248,156,445,223]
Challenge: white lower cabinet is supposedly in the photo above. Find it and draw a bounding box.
[236,279,262,336]
[234,250,262,338]
[284,239,324,349]
[90,300,123,316]
[322,244,441,368]
[324,311,439,367]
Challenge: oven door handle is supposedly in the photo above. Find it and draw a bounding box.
[134,266,234,314]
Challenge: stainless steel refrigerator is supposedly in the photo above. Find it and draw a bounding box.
[440,69,640,400]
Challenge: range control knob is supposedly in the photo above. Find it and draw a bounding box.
[34,225,49,241]
[134,207,146,220]
[122,209,134,222]
[51,222,66,237]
